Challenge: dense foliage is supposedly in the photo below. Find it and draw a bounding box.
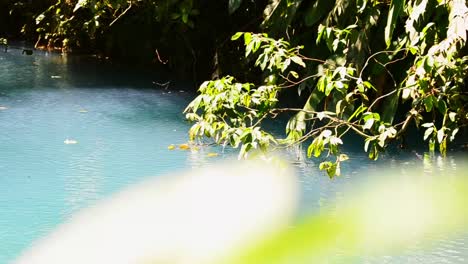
[1,0,467,177]
[184,0,468,177]
[0,0,267,78]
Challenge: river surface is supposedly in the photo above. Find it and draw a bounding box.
[0,48,466,263]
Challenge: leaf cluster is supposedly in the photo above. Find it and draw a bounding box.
[186,0,468,177]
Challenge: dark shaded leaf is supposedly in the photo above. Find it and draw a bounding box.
[382,90,399,124]
[304,0,334,27]
[385,0,404,47]
[228,0,243,15]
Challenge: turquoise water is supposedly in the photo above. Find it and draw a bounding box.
[0,49,466,263]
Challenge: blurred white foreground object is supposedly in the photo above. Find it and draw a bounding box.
[15,159,298,264]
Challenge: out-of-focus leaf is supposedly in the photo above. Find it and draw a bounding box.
[224,163,468,264]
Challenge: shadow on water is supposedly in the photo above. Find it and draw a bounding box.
[0,47,194,93]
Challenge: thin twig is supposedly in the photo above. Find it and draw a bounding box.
[109,4,132,27]
[367,89,398,111]
[297,54,327,64]
[155,49,168,64]
[277,74,317,89]
[359,49,407,80]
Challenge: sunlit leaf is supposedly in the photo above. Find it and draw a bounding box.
[448,112,457,122]
[290,56,305,67]
[437,129,444,144]
[424,127,434,140]
[363,118,374,130]
[231,32,243,40]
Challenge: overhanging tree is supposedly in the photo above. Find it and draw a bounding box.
[185,0,468,177]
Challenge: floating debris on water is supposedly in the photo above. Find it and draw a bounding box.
[168,145,176,150]
[0,106,8,110]
[207,152,218,157]
[178,144,190,150]
[64,139,78,144]
[78,109,88,113]
[51,75,62,79]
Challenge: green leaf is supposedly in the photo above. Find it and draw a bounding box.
[290,56,306,67]
[448,112,457,122]
[319,161,337,178]
[385,0,404,47]
[314,138,324,157]
[244,33,252,45]
[36,14,45,25]
[369,144,379,160]
[450,128,459,141]
[423,96,433,112]
[437,129,444,144]
[378,133,387,147]
[336,100,343,115]
[325,82,334,96]
[182,14,189,24]
[326,163,337,178]
[290,71,299,78]
[317,76,326,92]
[231,32,243,40]
[239,143,252,159]
[357,83,365,93]
[348,105,367,121]
[364,139,372,152]
[319,161,331,170]
[363,118,374,130]
[307,141,315,158]
[228,0,243,14]
[424,127,434,140]
[363,81,376,91]
[429,138,435,152]
[439,138,447,156]
[339,154,349,162]
[74,0,87,12]
[436,99,447,114]
[409,46,418,55]
[402,88,411,99]
[421,122,433,128]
